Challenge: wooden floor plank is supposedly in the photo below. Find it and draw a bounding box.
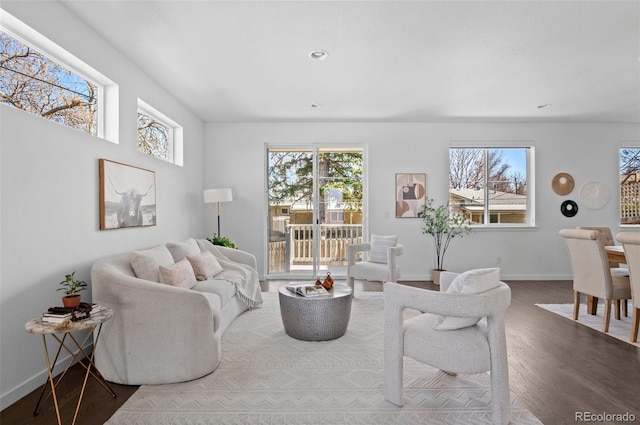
[2,280,638,424]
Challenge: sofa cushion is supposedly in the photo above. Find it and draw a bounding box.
[192,279,237,306]
[159,259,197,289]
[166,238,201,262]
[433,268,501,331]
[368,234,398,264]
[187,250,223,280]
[130,245,175,282]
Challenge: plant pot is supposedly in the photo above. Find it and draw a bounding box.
[432,269,445,286]
[62,295,81,309]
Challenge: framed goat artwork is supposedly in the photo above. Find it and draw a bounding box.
[395,173,426,218]
[99,159,156,230]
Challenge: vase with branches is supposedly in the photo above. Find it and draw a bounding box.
[418,198,472,281]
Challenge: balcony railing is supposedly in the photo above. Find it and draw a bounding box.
[269,224,363,273]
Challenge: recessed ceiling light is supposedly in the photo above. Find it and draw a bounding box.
[311,103,323,108]
[309,50,329,60]
[537,104,552,109]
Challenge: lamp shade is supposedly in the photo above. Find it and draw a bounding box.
[203,188,233,204]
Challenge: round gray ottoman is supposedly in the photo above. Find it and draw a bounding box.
[278,283,353,341]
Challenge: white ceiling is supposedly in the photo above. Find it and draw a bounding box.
[60,0,640,123]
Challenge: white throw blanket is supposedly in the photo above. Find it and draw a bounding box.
[201,241,263,309]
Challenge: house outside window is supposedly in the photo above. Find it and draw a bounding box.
[620,147,640,225]
[449,144,533,226]
[137,99,183,166]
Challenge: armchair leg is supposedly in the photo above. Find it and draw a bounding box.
[346,277,355,293]
[573,291,580,320]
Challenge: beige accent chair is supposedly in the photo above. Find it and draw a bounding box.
[384,271,512,425]
[346,235,403,293]
[614,232,640,342]
[577,226,619,267]
[559,228,631,332]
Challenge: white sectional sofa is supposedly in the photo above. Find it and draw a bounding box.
[91,238,262,385]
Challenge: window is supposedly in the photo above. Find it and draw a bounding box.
[449,145,533,226]
[620,148,640,225]
[1,30,99,134]
[0,11,116,140]
[137,99,183,166]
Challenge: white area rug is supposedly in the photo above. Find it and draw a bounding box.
[536,302,639,348]
[107,292,542,425]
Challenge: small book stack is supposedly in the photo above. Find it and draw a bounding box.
[286,284,330,297]
[41,309,73,324]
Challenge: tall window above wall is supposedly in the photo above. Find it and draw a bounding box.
[1,30,101,135]
[620,148,640,225]
[137,99,183,166]
[449,144,534,227]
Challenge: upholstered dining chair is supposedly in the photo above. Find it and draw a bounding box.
[577,226,619,266]
[346,234,403,293]
[559,228,631,332]
[384,269,512,425]
[614,232,640,342]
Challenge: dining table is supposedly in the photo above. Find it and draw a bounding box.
[605,245,627,264]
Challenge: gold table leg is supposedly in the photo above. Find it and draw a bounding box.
[33,323,116,425]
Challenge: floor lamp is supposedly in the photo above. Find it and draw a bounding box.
[203,188,233,236]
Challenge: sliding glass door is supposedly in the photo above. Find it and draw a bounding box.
[266,147,364,278]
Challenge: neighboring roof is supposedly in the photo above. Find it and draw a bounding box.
[450,188,526,211]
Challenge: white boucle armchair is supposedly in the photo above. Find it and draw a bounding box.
[346,240,403,292]
[383,272,512,425]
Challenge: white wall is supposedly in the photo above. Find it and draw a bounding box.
[0,2,206,408]
[205,122,640,280]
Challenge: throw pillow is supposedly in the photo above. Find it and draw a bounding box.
[187,250,223,281]
[130,245,175,282]
[433,268,502,331]
[368,234,398,264]
[166,238,200,262]
[159,259,197,289]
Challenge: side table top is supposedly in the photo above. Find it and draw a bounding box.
[25,307,113,334]
[278,283,352,300]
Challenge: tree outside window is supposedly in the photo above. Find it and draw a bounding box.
[0,31,98,134]
[449,147,530,226]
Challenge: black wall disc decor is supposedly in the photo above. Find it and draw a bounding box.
[560,200,578,217]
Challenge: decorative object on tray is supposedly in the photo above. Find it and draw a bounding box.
[417,198,472,285]
[57,271,87,308]
[321,272,334,290]
[285,284,330,297]
[580,181,609,210]
[551,172,575,195]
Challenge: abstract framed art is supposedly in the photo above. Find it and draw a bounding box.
[395,173,426,218]
[99,159,156,230]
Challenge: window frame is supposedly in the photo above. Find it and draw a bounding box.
[619,145,640,227]
[137,98,183,166]
[449,141,535,228]
[0,9,118,142]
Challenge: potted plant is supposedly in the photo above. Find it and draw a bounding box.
[207,233,237,249]
[57,271,87,308]
[418,198,472,285]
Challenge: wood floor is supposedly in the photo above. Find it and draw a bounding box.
[2,280,639,425]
